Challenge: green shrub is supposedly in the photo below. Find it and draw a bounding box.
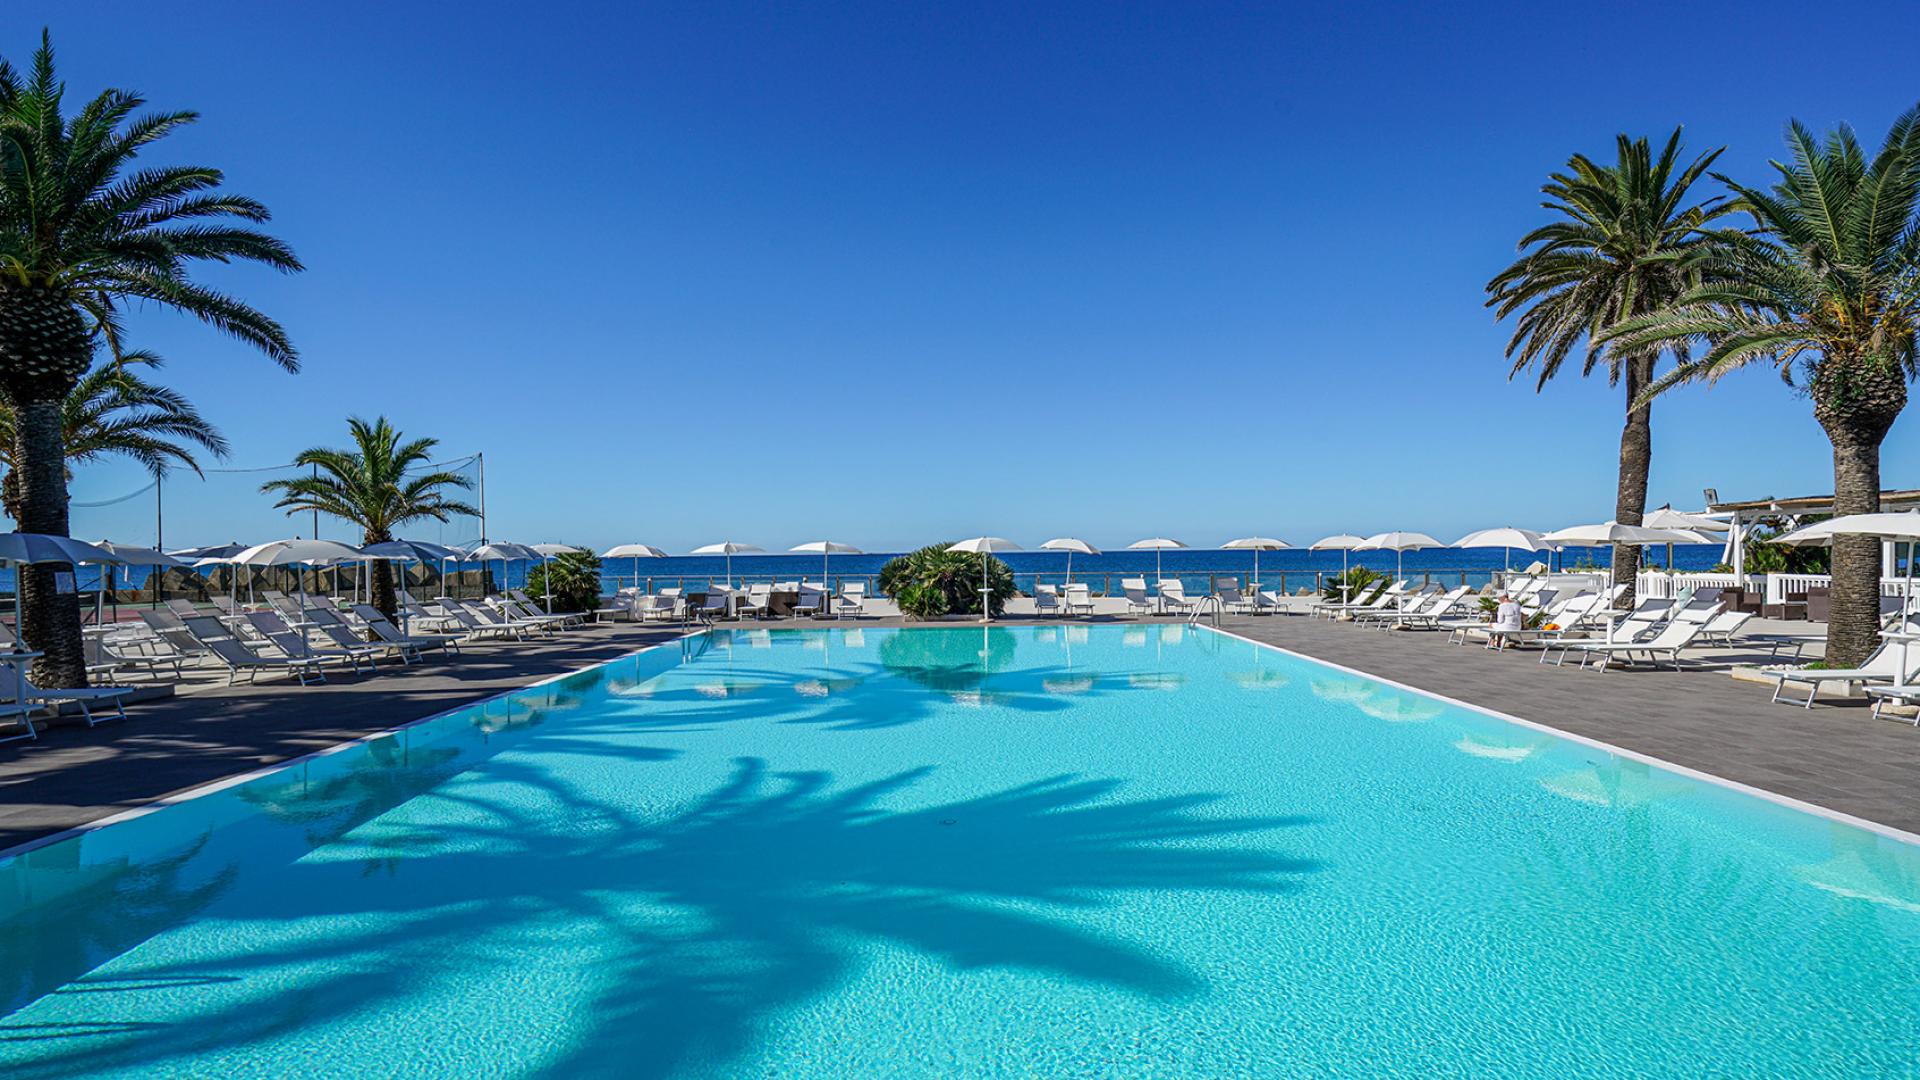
[523,548,603,613]
[879,542,1015,619]
[1322,567,1383,604]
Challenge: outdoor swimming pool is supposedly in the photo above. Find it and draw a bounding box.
[1,625,1916,1077]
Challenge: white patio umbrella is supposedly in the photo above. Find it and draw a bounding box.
[1310,534,1369,602]
[85,541,186,622]
[1643,508,1728,570]
[1356,531,1444,581]
[360,539,464,606]
[790,541,863,590]
[691,540,766,588]
[1039,538,1098,584]
[1222,537,1290,590]
[1540,521,1703,578]
[527,543,586,612]
[0,535,124,650]
[601,543,669,593]
[947,537,1020,623]
[467,542,541,599]
[1127,537,1188,582]
[1452,527,1547,573]
[228,538,368,616]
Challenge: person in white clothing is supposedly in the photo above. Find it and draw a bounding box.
[1489,593,1525,651]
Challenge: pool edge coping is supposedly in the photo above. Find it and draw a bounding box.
[1200,623,1920,849]
[0,630,704,864]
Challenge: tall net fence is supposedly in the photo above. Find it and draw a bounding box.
[63,452,484,552]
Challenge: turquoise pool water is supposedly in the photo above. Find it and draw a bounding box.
[2,625,1917,1077]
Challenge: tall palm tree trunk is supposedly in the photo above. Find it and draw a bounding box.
[370,559,398,626]
[11,399,86,687]
[1815,367,1906,668]
[0,288,94,689]
[1610,354,1654,607]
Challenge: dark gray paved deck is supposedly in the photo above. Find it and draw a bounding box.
[0,623,684,850]
[1214,614,1920,835]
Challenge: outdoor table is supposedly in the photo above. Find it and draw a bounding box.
[1879,628,1920,688]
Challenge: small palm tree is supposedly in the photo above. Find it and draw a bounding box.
[260,418,477,623]
[0,351,228,521]
[0,32,300,685]
[1487,130,1733,606]
[1604,108,1920,665]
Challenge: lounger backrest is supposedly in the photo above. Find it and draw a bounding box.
[1066,583,1091,599]
[1703,610,1749,634]
[1159,580,1186,598]
[246,610,293,637]
[842,582,866,598]
[181,615,235,643]
[166,599,199,617]
[351,604,408,639]
[1644,611,1714,649]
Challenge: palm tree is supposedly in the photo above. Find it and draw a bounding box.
[1487,130,1733,606]
[0,32,300,685]
[260,417,477,623]
[1603,108,1920,666]
[0,351,228,521]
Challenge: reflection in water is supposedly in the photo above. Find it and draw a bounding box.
[1308,677,1375,703]
[876,626,1018,697]
[1454,734,1544,762]
[1539,758,1694,809]
[1356,694,1442,723]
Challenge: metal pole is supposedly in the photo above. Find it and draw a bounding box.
[476,453,487,545]
[310,463,319,540]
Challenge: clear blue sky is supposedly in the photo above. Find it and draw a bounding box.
[25,1,1920,552]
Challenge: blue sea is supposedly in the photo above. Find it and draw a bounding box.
[38,544,1727,599]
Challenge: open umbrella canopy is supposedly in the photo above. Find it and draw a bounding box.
[529,543,582,557]
[0,534,122,566]
[1222,537,1289,589]
[1452,527,1546,551]
[1356,531,1444,552]
[168,541,248,561]
[1127,537,1187,580]
[948,537,1021,554]
[692,541,766,556]
[602,543,670,559]
[466,542,542,562]
[1774,513,1920,545]
[947,538,1020,623]
[84,541,185,568]
[228,538,368,567]
[1643,507,1730,533]
[361,539,464,563]
[1040,538,1099,555]
[1539,522,1700,546]
[790,540,863,556]
[1308,534,1368,550]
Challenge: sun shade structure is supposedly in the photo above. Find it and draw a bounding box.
[1127,537,1188,581]
[227,538,369,614]
[1643,507,1729,532]
[1356,531,1444,580]
[1453,527,1547,572]
[466,543,541,600]
[0,534,125,654]
[947,537,1021,623]
[790,540,863,587]
[526,544,590,611]
[168,541,248,561]
[602,543,668,593]
[85,541,188,623]
[1040,538,1099,583]
[1222,537,1290,587]
[691,541,767,588]
[1308,534,1369,601]
[1539,522,1701,547]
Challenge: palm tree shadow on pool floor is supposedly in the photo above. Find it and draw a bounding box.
[1,757,1320,1079]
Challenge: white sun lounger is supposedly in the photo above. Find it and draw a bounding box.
[1557,604,1722,671]
[1765,621,1920,708]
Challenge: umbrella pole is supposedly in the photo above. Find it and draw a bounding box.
[981,557,991,624]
